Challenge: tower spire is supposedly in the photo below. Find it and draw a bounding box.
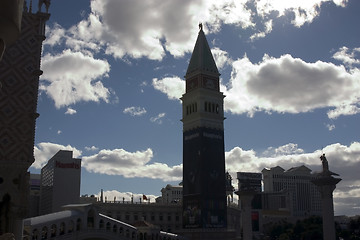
[186,24,219,79]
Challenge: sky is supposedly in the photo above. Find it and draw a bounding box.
[29,0,360,216]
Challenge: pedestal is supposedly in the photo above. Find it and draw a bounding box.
[312,176,341,240]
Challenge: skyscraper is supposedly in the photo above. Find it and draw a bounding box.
[40,150,81,215]
[181,24,227,229]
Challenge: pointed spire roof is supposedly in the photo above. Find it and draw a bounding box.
[186,24,219,78]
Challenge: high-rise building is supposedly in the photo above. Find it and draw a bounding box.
[262,165,322,217]
[40,150,81,215]
[0,2,50,237]
[181,24,227,230]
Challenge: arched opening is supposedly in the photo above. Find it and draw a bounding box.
[68,220,74,233]
[32,229,39,240]
[119,226,123,235]
[41,226,48,239]
[106,222,111,231]
[99,219,104,229]
[50,224,56,238]
[112,224,117,233]
[87,209,95,228]
[59,222,65,235]
[76,218,81,231]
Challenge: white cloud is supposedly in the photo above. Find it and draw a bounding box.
[32,142,82,169]
[333,46,360,67]
[150,113,166,124]
[85,146,99,151]
[154,53,360,119]
[152,77,185,101]
[40,49,111,108]
[42,0,350,67]
[94,190,158,203]
[326,123,336,131]
[211,47,233,70]
[82,148,182,182]
[123,106,147,116]
[262,143,304,157]
[256,0,348,27]
[223,54,360,118]
[65,107,77,115]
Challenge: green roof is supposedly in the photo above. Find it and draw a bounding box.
[186,27,219,78]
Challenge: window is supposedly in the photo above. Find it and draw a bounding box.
[59,223,65,235]
[41,226,48,239]
[50,224,56,238]
[76,218,81,231]
[99,220,104,229]
[106,222,111,231]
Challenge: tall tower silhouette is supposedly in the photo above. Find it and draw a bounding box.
[0,1,50,238]
[182,24,227,230]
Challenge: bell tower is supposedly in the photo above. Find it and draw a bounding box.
[181,24,227,229]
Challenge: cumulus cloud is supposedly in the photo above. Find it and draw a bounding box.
[85,146,99,151]
[33,142,82,169]
[256,0,348,27]
[123,106,147,116]
[65,107,77,115]
[262,143,304,157]
[82,148,182,181]
[94,190,158,203]
[43,0,348,67]
[211,47,233,70]
[154,53,360,119]
[152,77,185,101]
[333,46,360,68]
[223,54,360,118]
[40,49,111,108]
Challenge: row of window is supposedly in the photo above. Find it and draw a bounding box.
[185,102,221,115]
[29,219,81,240]
[113,213,180,222]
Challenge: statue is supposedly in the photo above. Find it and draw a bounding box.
[319,154,339,177]
[320,154,329,172]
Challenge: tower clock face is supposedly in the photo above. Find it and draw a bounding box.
[205,78,216,89]
[187,78,198,91]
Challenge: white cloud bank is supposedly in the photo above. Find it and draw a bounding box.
[153,50,360,119]
[224,53,360,118]
[40,0,349,108]
[32,141,360,215]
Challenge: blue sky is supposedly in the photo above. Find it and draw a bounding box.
[30,0,360,215]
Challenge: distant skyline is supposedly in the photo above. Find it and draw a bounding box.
[30,0,360,216]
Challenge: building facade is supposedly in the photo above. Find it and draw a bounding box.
[262,165,322,217]
[181,24,227,230]
[40,150,81,215]
[161,184,183,204]
[0,2,50,237]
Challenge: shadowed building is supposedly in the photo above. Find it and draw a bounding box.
[0,1,50,238]
[40,150,81,215]
[180,24,235,239]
